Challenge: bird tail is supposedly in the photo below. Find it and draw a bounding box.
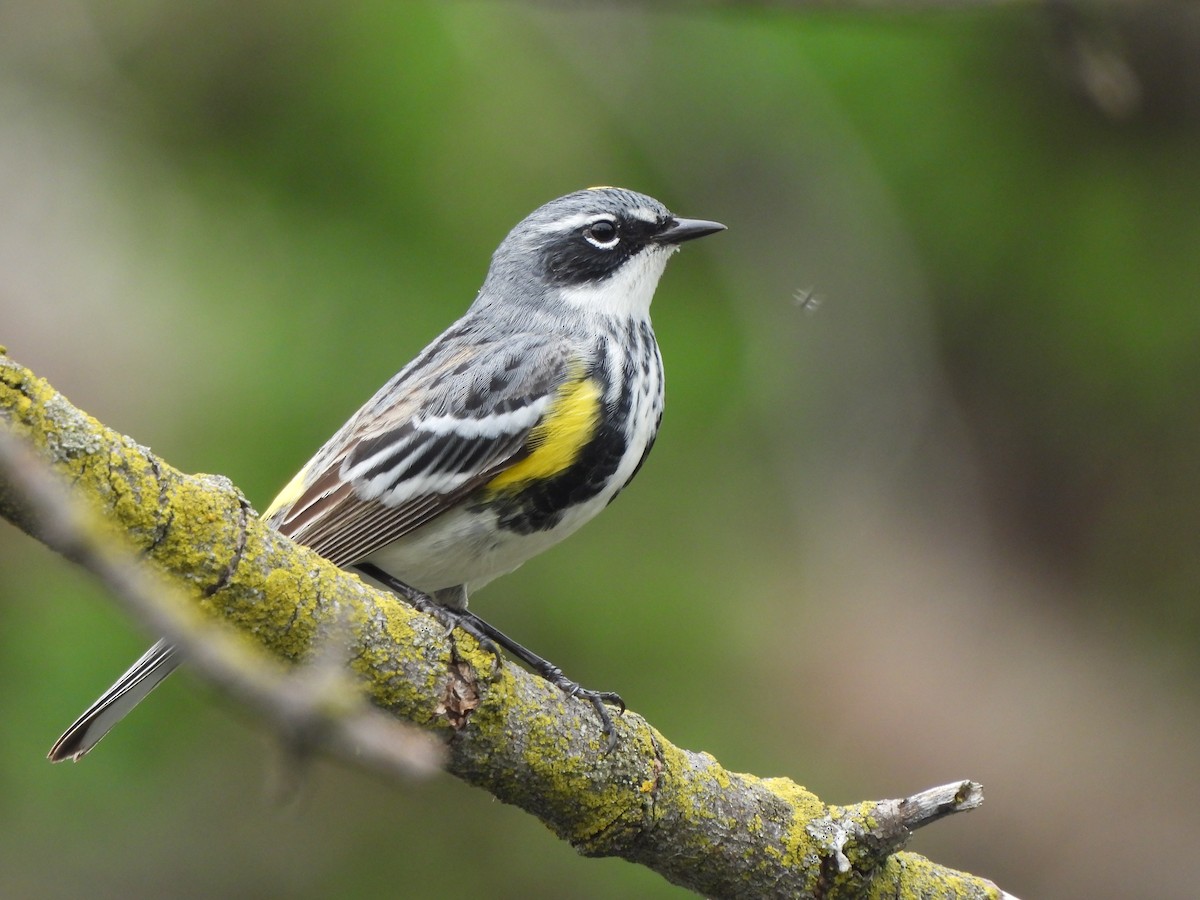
[48,640,180,762]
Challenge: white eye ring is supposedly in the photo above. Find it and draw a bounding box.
[583,218,620,249]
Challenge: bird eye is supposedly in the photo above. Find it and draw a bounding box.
[584,218,619,249]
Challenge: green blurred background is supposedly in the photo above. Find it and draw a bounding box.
[3,2,1199,897]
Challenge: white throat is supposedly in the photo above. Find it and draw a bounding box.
[558,245,676,319]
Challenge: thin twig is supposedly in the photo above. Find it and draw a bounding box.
[0,427,442,780]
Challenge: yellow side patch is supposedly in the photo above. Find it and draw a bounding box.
[262,462,310,521]
[485,376,602,494]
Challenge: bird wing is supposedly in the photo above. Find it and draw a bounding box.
[264,329,580,567]
[48,331,584,762]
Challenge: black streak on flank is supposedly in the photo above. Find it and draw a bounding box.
[474,346,634,535]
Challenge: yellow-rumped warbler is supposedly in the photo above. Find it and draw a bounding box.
[49,187,724,761]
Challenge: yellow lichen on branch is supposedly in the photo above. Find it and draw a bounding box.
[0,350,1012,900]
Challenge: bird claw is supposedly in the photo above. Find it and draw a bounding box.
[552,678,625,752]
[353,563,624,747]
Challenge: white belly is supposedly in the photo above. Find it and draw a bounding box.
[361,488,616,597]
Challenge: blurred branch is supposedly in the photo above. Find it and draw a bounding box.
[0,350,1016,900]
[539,0,1111,10]
[551,0,1200,122]
[0,385,441,780]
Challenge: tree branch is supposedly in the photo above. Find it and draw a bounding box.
[0,422,442,778]
[0,349,1016,899]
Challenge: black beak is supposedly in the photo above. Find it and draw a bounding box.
[654,216,726,245]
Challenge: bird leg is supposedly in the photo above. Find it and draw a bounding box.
[452,608,625,751]
[354,563,502,663]
[354,562,624,750]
